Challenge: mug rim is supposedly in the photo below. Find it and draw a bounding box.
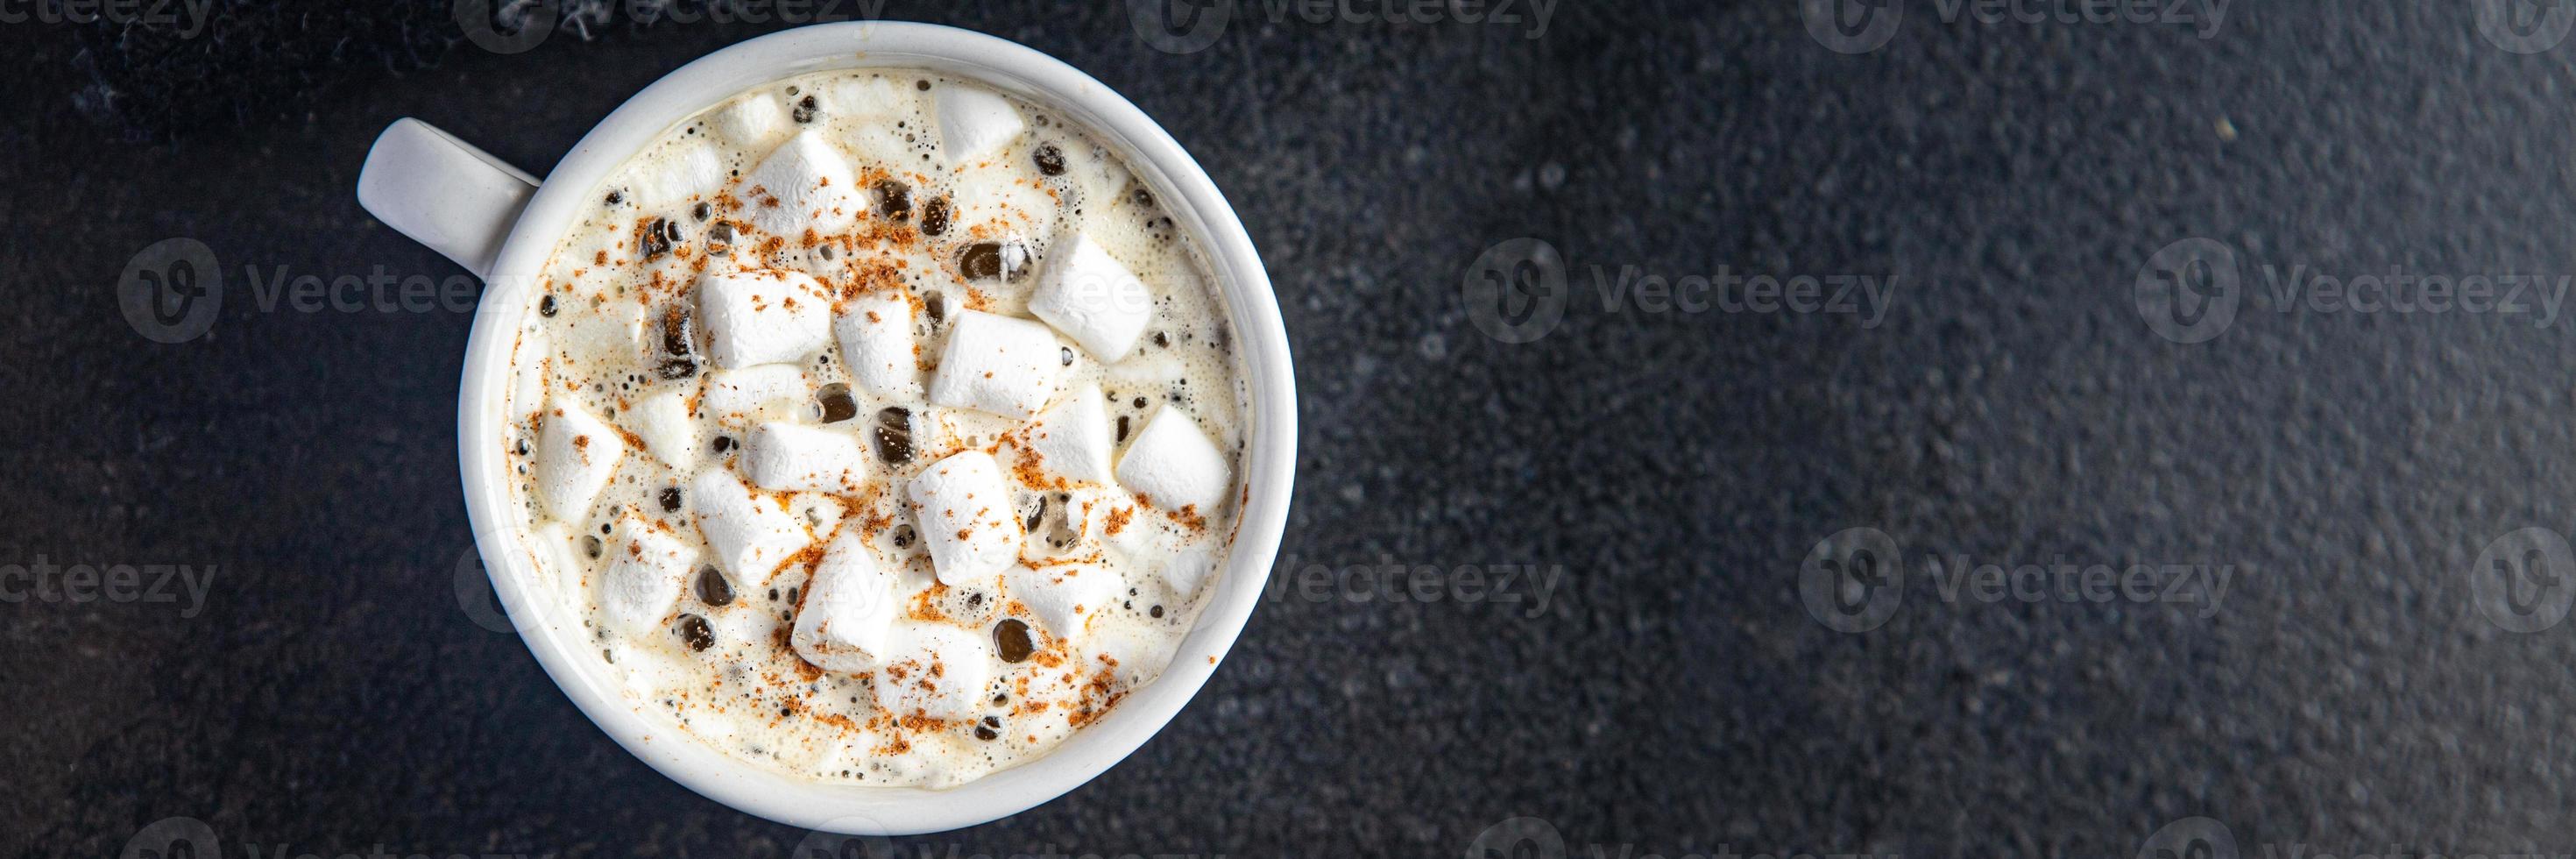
[453,21,1296,835]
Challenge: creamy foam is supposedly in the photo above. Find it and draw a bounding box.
[497,69,1248,788]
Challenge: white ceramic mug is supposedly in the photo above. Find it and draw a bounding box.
[356,21,1296,835]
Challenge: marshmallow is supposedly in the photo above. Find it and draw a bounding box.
[907,451,1023,586]
[743,130,860,238]
[715,92,789,150]
[834,293,922,398]
[1008,564,1123,641]
[871,621,992,721]
[508,325,549,422]
[638,140,727,209]
[1023,384,1115,486]
[791,529,902,673]
[830,75,918,124]
[1116,408,1230,514]
[740,422,868,494]
[630,389,697,472]
[690,467,813,583]
[602,516,696,636]
[536,397,625,522]
[936,85,1026,165]
[698,269,832,368]
[1030,232,1154,360]
[928,310,1065,420]
[1158,543,1216,597]
[700,365,810,427]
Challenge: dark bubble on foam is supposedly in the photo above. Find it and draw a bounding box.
[959,242,1028,282]
[695,566,732,606]
[818,383,857,423]
[993,618,1034,664]
[641,217,677,260]
[875,180,911,221]
[922,196,951,236]
[678,614,715,652]
[658,486,682,513]
[1032,143,1065,176]
[873,407,912,464]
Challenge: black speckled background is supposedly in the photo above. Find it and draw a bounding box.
[14,1,2576,855]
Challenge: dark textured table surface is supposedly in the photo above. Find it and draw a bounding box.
[15,1,2576,856]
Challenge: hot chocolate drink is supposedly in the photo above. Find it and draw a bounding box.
[498,69,1246,788]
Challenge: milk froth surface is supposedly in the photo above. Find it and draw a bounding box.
[499,70,1248,788]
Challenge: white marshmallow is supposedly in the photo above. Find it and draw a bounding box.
[507,325,549,422]
[698,268,832,368]
[830,75,918,124]
[1023,384,1115,486]
[601,516,696,636]
[936,85,1026,165]
[1008,564,1123,641]
[690,467,813,584]
[700,365,810,427]
[1029,232,1154,360]
[834,294,922,398]
[629,389,697,472]
[1158,543,1216,597]
[714,92,789,150]
[871,622,992,721]
[740,422,867,494]
[791,528,902,673]
[536,397,624,522]
[743,130,860,238]
[1116,408,1230,514]
[906,451,1023,586]
[929,310,1065,420]
[638,140,727,209]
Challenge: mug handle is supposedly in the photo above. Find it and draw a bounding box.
[357,118,541,280]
